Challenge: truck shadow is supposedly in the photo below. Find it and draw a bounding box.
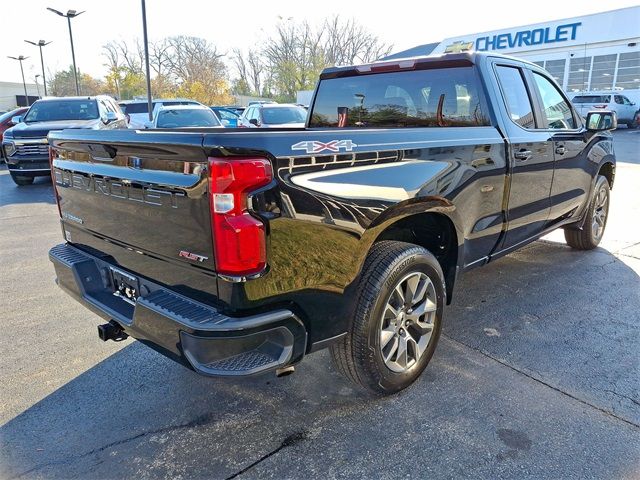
[0,167,55,207]
[1,240,638,479]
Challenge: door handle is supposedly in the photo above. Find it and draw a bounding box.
[514,149,532,161]
[555,145,566,155]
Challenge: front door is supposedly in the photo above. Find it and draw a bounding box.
[528,71,592,222]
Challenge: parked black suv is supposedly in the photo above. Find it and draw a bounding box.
[2,96,127,186]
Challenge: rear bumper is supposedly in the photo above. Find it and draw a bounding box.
[49,243,307,376]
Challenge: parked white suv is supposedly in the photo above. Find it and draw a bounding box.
[118,99,203,129]
[570,92,637,128]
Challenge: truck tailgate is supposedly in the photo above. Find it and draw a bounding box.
[50,130,215,273]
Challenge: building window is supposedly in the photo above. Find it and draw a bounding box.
[590,54,617,91]
[567,56,591,92]
[544,59,566,85]
[615,51,640,90]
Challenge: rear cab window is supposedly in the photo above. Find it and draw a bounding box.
[572,95,611,104]
[309,66,491,128]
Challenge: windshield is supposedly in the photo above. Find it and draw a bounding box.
[572,95,611,104]
[262,107,307,124]
[156,109,220,128]
[24,100,99,122]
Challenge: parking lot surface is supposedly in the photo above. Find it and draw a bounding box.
[1,130,638,479]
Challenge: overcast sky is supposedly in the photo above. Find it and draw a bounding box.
[2,0,639,85]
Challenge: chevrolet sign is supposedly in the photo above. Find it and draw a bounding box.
[475,22,581,51]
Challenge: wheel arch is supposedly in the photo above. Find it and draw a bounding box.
[359,201,463,305]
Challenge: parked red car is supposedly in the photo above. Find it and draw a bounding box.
[0,107,29,144]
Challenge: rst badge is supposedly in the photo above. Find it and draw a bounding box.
[291,139,357,154]
[178,250,209,263]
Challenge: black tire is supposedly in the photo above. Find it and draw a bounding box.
[564,175,610,250]
[10,173,35,186]
[330,241,446,394]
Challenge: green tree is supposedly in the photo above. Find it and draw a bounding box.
[48,66,104,96]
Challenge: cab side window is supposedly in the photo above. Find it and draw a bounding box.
[531,73,576,129]
[495,65,536,129]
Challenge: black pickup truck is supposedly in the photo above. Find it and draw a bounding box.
[2,96,127,185]
[48,52,617,394]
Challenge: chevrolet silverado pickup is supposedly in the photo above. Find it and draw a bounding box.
[48,53,617,394]
[3,96,127,185]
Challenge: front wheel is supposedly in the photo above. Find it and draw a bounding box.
[330,241,445,394]
[564,175,610,250]
[10,173,35,186]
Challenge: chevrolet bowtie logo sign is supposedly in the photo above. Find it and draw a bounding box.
[444,41,474,53]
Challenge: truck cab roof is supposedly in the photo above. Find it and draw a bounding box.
[320,51,539,79]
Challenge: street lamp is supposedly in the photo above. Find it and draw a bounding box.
[25,39,51,96]
[7,55,30,106]
[47,8,84,95]
[141,0,153,121]
[35,74,41,97]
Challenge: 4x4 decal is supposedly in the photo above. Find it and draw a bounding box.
[291,140,358,154]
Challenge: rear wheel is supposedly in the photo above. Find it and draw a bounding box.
[330,241,445,394]
[564,175,610,250]
[10,173,34,186]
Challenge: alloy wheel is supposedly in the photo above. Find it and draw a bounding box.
[379,271,437,373]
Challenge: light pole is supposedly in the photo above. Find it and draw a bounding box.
[47,8,84,95]
[35,74,41,97]
[141,0,153,121]
[8,56,30,106]
[25,39,51,96]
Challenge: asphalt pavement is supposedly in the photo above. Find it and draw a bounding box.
[0,129,638,479]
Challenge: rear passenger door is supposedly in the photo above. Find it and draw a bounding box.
[493,62,555,251]
[528,71,591,222]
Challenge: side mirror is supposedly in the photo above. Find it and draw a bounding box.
[143,121,153,129]
[586,111,617,131]
[11,115,23,125]
[249,118,259,126]
[102,111,117,124]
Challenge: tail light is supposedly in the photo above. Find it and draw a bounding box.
[49,146,62,218]
[208,157,273,276]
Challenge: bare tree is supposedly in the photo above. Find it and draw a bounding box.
[232,48,264,95]
[148,38,171,77]
[262,20,326,100]
[323,16,393,65]
[247,50,264,95]
[164,36,226,83]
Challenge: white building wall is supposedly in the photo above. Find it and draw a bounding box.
[0,82,40,111]
[432,6,640,103]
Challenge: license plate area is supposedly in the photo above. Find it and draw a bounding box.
[110,267,140,305]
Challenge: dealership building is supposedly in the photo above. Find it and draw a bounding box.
[385,6,640,103]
